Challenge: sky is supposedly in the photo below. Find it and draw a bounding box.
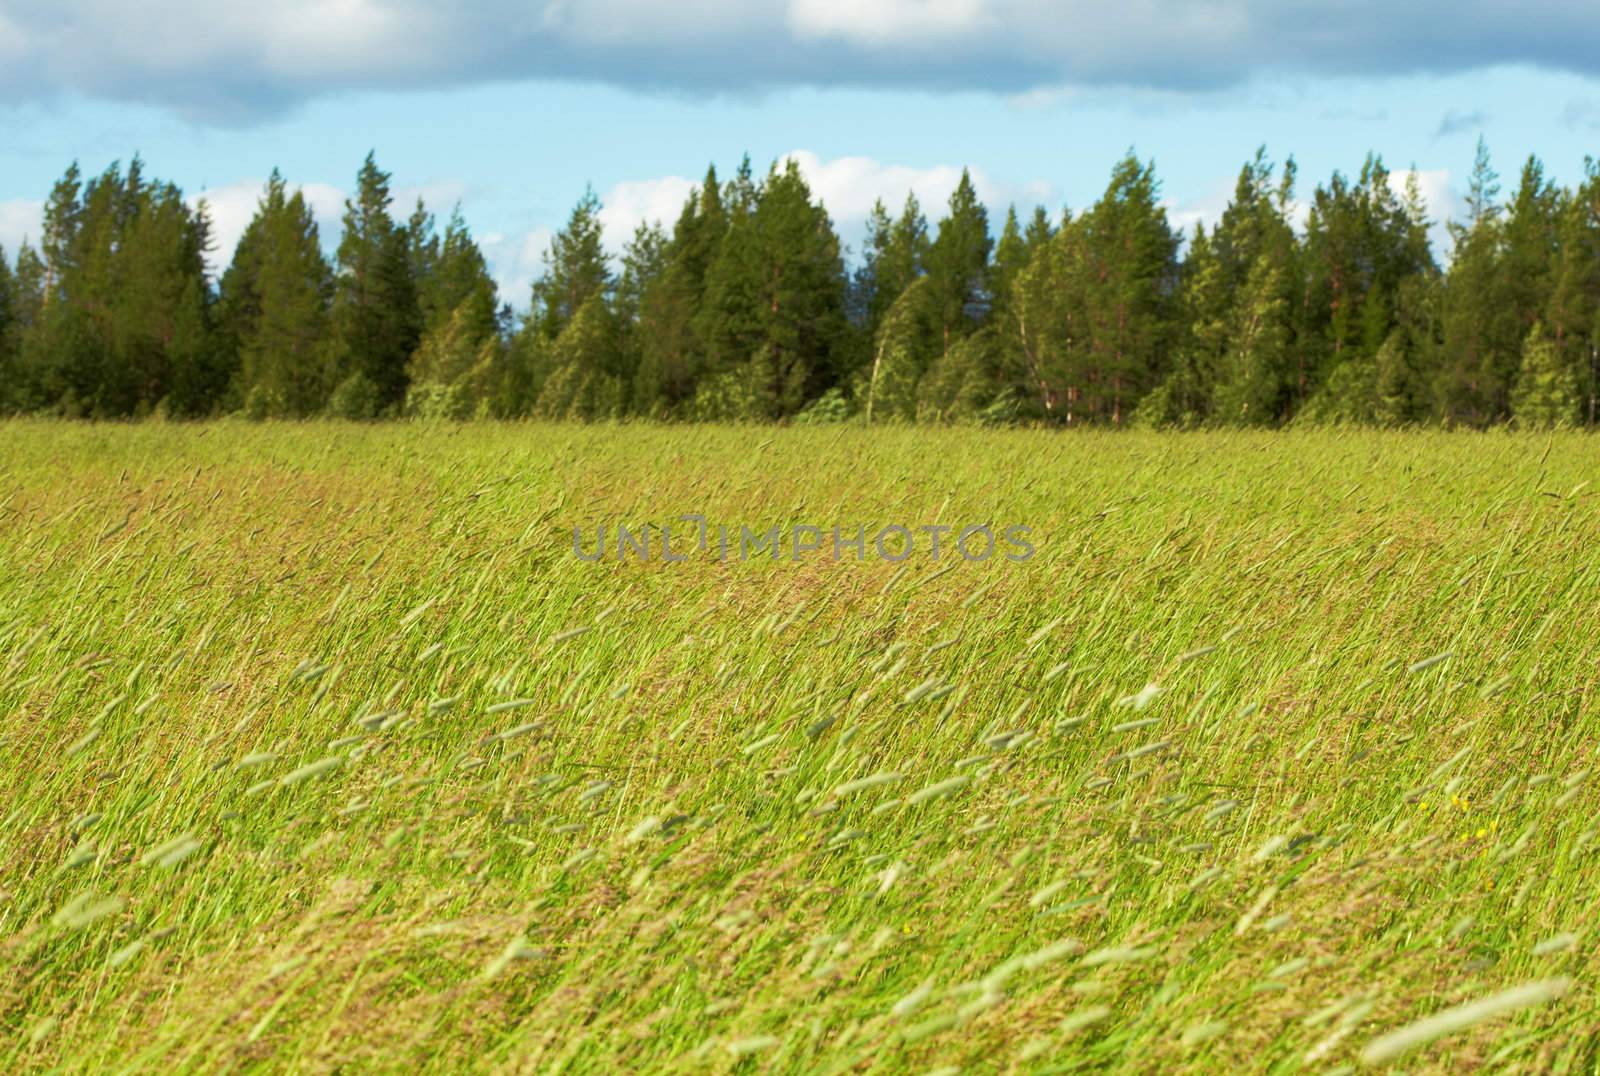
[3,1,1600,306]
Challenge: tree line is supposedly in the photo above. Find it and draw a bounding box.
[0,141,1597,427]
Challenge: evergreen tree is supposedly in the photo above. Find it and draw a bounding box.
[1213,253,1290,425]
[1073,153,1181,424]
[404,204,501,418]
[19,158,215,416]
[533,294,624,420]
[0,246,13,410]
[1012,210,1089,421]
[1512,320,1578,427]
[695,159,847,419]
[862,276,935,423]
[634,168,725,417]
[1139,225,1223,427]
[1436,143,1505,425]
[1024,205,1055,254]
[925,170,992,357]
[1547,159,1600,426]
[990,207,1028,324]
[867,193,930,333]
[218,170,334,416]
[324,153,420,416]
[611,220,668,411]
[1301,154,1435,415]
[4,243,45,411]
[531,187,610,340]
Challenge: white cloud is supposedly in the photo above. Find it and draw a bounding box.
[596,175,697,253]
[1162,181,1233,243]
[1387,168,1456,222]
[5,2,1600,121]
[589,152,1056,264]
[0,199,43,257]
[1389,167,1458,259]
[480,225,554,305]
[781,151,991,223]
[0,12,28,64]
[786,0,991,45]
[186,178,344,277]
[395,180,470,216]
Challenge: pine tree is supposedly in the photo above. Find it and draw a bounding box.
[990,206,1028,324]
[694,159,847,419]
[1511,320,1578,427]
[18,159,216,416]
[634,168,725,416]
[852,199,894,332]
[862,276,934,422]
[531,187,610,340]
[1301,154,1435,417]
[1547,159,1600,426]
[404,204,501,418]
[1436,145,1504,425]
[324,152,420,417]
[0,246,15,412]
[1011,210,1090,422]
[613,220,668,409]
[1496,156,1564,412]
[1213,253,1288,425]
[1139,225,1223,427]
[925,170,992,357]
[1073,153,1181,424]
[219,171,335,417]
[533,295,623,420]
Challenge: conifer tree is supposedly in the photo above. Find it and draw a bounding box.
[635,168,724,416]
[694,159,846,419]
[1512,320,1578,427]
[324,153,420,416]
[1436,140,1505,425]
[925,170,992,357]
[1073,153,1180,424]
[219,170,334,416]
[862,276,935,423]
[1547,159,1600,426]
[531,187,609,340]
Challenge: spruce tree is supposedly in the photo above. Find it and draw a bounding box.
[0,246,14,412]
[925,170,992,357]
[1512,320,1578,427]
[531,187,610,340]
[635,168,724,416]
[219,171,335,417]
[324,152,420,417]
[1547,159,1600,426]
[405,205,501,417]
[863,276,934,423]
[1074,153,1181,424]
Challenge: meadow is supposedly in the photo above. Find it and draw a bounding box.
[0,420,1596,1073]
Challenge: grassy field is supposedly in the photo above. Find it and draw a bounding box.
[1,421,1597,1073]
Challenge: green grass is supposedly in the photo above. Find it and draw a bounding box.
[1,420,1597,1073]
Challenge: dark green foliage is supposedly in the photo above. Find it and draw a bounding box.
[323,153,421,417]
[693,160,848,419]
[7,143,1600,429]
[12,158,218,416]
[218,171,334,416]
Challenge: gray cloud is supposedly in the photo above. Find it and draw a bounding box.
[1435,109,1486,137]
[1563,98,1600,131]
[3,1,1600,124]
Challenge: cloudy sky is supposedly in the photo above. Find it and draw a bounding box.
[3,1,1600,303]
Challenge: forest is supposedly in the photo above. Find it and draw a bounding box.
[0,141,1596,428]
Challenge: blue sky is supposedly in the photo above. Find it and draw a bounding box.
[3,2,1600,306]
